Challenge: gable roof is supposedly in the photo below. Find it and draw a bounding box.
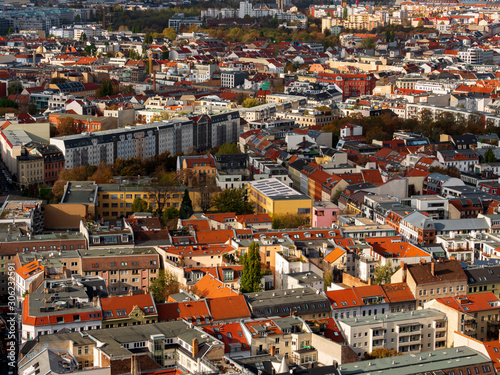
[100,294,157,320]
[206,295,251,321]
[194,274,239,298]
[202,323,250,353]
[156,300,211,324]
[407,260,467,285]
[434,292,500,313]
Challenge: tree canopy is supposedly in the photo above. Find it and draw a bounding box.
[149,270,180,303]
[216,143,241,155]
[272,213,309,229]
[483,148,497,164]
[212,187,254,215]
[131,197,149,212]
[240,241,262,293]
[179,189,194,219]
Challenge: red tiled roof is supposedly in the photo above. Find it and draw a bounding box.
[435,293,500,312]
[194,274,239,298]
[157,300,211,324]
[203,322,250,353]
[100,294,156,320]
[206,295,251,321]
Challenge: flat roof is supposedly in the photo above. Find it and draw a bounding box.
[339,347,491,375]
[338,308,445,327]
[249,178,311,200]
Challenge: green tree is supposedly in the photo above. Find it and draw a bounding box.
[361,37,376,49]
[131,197,149,212]
[163,27,177,41]
[97,80,114,97]
[240,241,262,293]
[216,143,241,155]
[483,148,496,164]
[0,97,18,109]
[163,206,180,221]
[7,27,13,35]
[242,98,259,108]
[8,81,23,95]
[373,260,396,285]
[144,32,153,44]
[343,7,348,19]
[364,348,401,360]
[80,32,87,42]
[179,189,194,219]
[272,213,310,229]
[212,187,254,215]
[84,44,97,56]
[149,270,180,303]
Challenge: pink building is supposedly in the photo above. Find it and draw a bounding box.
[312,201,340,228]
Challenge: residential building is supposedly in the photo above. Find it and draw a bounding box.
[339,346,495,375]
[77,247,160,295]
[50,119,194,169]
[221,71,249,88]
[22,280,103,342]
[248,178,313,219]
[425,293,500,345]
[392,260,468,307]
[338,309,447,357]
[244,287,332,320]
[101,293,158,328]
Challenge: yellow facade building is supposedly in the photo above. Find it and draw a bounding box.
[96,184,204,220]
[247,178,313,219]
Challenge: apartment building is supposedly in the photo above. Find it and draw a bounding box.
[50,119,194,169]
[244,287,331,320]
[338,309,447,357]
[392,260,468,307]
[425,293,500,345]
[248,178,313,218]
[16,152,44,185]
[339,347,495,375]
[242,317,317,365]
[24,320,223,374]
[22,280,103,342]
[78,247,160,295]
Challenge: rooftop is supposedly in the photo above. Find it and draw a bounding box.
[338,308,445,327]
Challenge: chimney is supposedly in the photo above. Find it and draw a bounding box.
[402,262,407,283]
[431,262,435,277]
[130,355,140,375]
[92,296,99,307]
[420,259,426,265]
[192,338,199,357]
[270,345,276,356]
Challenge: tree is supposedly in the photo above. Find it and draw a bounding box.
[364,348,401,360]
[361,37,376,49]
[212,187,254,215]
[149,270,180,303]
[162,27,177,41]
[179,189,194,219]
[373,260,396,285]
[0,97,18,109]
[80,32,87,42]
[242,98,259,108]
[272,213,310,229]
[428,165,461,178]
[216,143,241,155]
[8,81,23,96]
[163,206,180,221]
[58,117,78,136]
[240,241,262,293]
[90,163,113,184]
[97,80,114,97]
[84,44,97,56]
[483,148,496,164]
[343,7,348,19]
[131,197,149,212]
[7,27,13,35]
[146,172,179,217]
[122,85,136,95]
[144,32,153,44]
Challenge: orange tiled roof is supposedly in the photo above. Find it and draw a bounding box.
[16,260,44,280]
[157,300,211,324]
[435,292,500,312]
[206,295,251,321]
[324,247,346,264]
[100,294,156,319]
[194,274,239,298]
